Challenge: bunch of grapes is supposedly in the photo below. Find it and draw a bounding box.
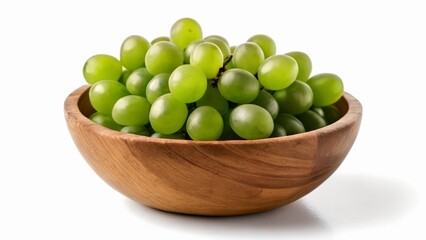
[83,17,344,141]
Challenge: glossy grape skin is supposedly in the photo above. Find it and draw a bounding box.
[218,69,259,104]
[151,36,170,45]
[307,73,344,107]
[232,42,264,75]
[258,55,298,90]
[190,42,223,79]
[247,34,276,58]
[170,17,203,50]
[169,64,207,103]
[83,54,122,84]
[183,39,202,64]
[285,51,312,82]
[296,110,327,131]
[89,80,129,115]
[145,73,170,104]
[250,90,279,119]
[112,95,151,126]
[204,35,229,45]
[274,113,305,135]
[119,69,132,85]
[149,93,188,134]
[196,81,229,115]
[120,35,151,71]
[120,125,151,136]
[145,41,183,75]
[230,104,274,140]
[270,123,287,137]
[90,112,122,131]
[204,37,231,60]
[186,106,223,141]
[125,68,153,97]
[273,80,313,115]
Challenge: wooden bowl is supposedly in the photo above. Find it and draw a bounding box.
[64,85,362,216]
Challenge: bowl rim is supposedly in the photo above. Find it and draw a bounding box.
[64,84,362,146]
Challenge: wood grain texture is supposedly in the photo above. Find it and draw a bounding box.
[64,85,362,216]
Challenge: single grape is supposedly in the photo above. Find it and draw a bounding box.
[120,35,151,71]
[145,73,170,104]
[119,69,132,85]
[274,113,305,135]
[270,123,287,137]
[285,51,312,82]
[145,41,183,75]
[196,80,229,115]
[151,36,170,45]
[232,42,264,75]
[307,73,344,107]
[204,35,229,45]
[90,112,122,131]
[125,68,153,97]
[296,110,327,131]
[83,54,122,84]
[322,105,342,124]
[170,17,203,50]
[204,37,231,60]
[273,80,313,115]
[258,55,298,90]
[218,68,259,104]
[230,104,274,140]
[247,34,276,58]
[169,64,207,103]
[89,80,129,115]
[120,125,151,136]
[186,106,223,141]
[250,90,279,119]
[112,95,151,126]
[149,93,188,134]
[183,39,203,64]
[190,42,223,79]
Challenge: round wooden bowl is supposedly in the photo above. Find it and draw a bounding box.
[64,85,362,216]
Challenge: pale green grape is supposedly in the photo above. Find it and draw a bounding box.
[196,80,229,115]
[274,113,305,135]
[119,69,132,85]
[89,80,129,115]
[190,42,223,79]
[120,35,151,71]
[83,54,122,84]
[232,42,264,74]
[169,64,207,103]
[186,106,223,141]
[145,73,170,104]
[230,104,274,140]
[183,39,202,64]
[250,90,279,119]
[149,93,188,134]
[125,68,153,96]
[145,41,183,75]
[112,95,151,126]
[151,36,170,45]
[247,34,276,58]
[285,51,312,82]
[170,17,203,50]
[204,35,229,45]
[121,125,151,136]
[204,37,231,60]
[218,68,259,104]
[273,80,313,115]
[258,55,298,90]
[90,112,122,131]
[307,73,344,107]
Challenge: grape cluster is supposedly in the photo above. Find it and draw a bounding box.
[83,17,344,141]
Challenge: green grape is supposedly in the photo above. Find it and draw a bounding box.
[247,34,276,58]
[230,104,274,140]
[218,68,259,104]
[170,17,203,50]
[112,95,151,126]
[90,112,122,131]
[285,51,312,82]
[145,73,170,104]
[190,42,223,79]
[204,35,229,45]
[196,80,229,115]
[250,90,279,119]
[232,42,264,74]
[89,80,129,115]
[149,93,188,134]
[183,39,202,64]
[151,132,186,139]
[273,80,313,115]
[220,110,242,140]
[125,68,153,96]
[296,110,327,131]
[169,64,207,103]
[204,37,231,60]
[151,36,170,45]
[120,125,151,136]
[120,35,151,71]
[119,69,132,85]
[322,105,342,124]
[186,106,223,141]
[270,123,287,137]
[274,113,305,135]
[230,45,236,54]
[310,107,325,118]
[83,54,122,84]
[307,73,344,107]
[258,55,298,90]
[145,41,183,75]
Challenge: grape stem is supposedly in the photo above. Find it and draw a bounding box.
[212,55,233,86]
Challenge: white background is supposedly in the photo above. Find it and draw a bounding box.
[1,0,425,239]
